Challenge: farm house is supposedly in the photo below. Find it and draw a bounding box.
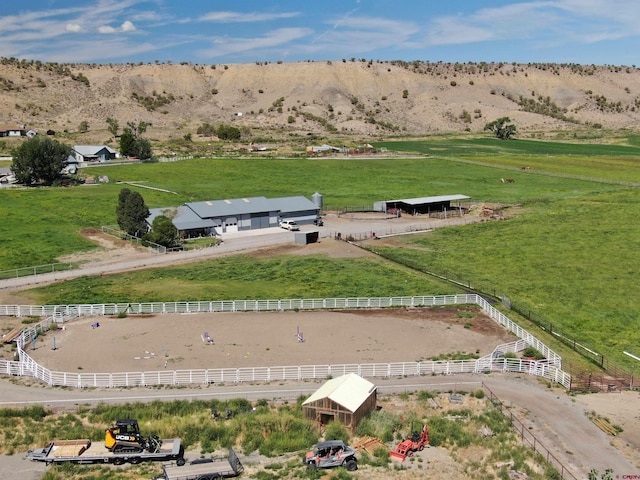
[302,373,377,432]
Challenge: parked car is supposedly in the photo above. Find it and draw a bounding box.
[279,220,300,231]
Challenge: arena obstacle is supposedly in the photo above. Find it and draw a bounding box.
[296,326,305,343]
[201,332,214,344]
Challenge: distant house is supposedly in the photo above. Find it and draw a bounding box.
[0,125,26,137]
[306,144,341,155]
[73,145,117,163]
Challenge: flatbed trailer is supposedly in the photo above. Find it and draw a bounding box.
[26,438,185,466]
[155,448,244,480]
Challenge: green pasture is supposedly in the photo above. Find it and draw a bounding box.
[25,254,459,304]
[377,137,640,183]
[3,136,640,368]
[0,156,623,269]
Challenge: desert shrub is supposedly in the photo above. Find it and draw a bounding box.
[324,420,349,444]
[417,390,436,401]
[522,346,545,360]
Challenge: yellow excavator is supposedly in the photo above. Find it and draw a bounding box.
[105,419,162,454]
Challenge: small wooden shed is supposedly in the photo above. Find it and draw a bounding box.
[302,373,377,432]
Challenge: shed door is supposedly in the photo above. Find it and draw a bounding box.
[225,217,238,233]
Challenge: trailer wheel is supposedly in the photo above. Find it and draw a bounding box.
[345,459,358,471]
[112,457,125,465]
[306,461,317,469]
[176,457,186,467]
[128,457,141,465]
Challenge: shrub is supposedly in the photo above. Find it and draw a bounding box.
[522,346,545,360]
[324,420,349,444]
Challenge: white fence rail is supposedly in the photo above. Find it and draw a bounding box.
[1,294,571,389]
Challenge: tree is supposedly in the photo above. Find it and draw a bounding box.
[196,122,217,136]
[116,188,150,237]
[126,120,151,138]
[11,136,72,185]
[78,120,89,133]
[484,117,517,139]
[119,128,136,157]
[145,215,179,247]
[106,117,119,138]
[216,123,241,140]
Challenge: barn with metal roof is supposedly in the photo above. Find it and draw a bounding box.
[302,373,377,432]
[373,194,470,216]
[147,195,321,238]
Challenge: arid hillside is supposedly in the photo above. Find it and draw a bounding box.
[1,58,640,143]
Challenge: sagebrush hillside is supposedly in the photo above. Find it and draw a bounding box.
[1,58,640,142]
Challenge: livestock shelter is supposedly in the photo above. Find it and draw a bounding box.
[374,194,470,216]
[147,195,321,238]
[302,373,377,432]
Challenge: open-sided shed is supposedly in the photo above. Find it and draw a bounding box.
[374,194,470,216]
[302,373,377,432]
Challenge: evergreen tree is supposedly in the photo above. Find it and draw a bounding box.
[145,215,179,247]
[116,188,150,237]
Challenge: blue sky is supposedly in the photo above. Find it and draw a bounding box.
[1,0,639,65]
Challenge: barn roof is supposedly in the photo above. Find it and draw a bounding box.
[187,197,273,218]
[302,373,377,413]
[186,195,319,219]
[147,206,217,231]
[384,194,470,205]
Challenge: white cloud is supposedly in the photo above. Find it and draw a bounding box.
[99,20,137,34]
[66,23,83,33]
[99,25,117,34]
[199,11,300,23]
[121,20,136,32]
[197,27,311,59]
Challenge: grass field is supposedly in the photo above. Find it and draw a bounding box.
[2,136,640,368]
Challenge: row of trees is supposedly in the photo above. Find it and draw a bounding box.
[106,118,153,159]
[116,188,179,247]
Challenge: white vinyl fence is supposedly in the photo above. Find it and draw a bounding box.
[0,294,571,389]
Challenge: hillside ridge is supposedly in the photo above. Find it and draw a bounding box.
[1,59,639,142]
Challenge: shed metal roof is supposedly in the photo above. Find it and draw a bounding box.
[148,206,217,231]
[384,194,470,205]
[187,195,319,219]
[302,373,376,413]
[187,197,273,218]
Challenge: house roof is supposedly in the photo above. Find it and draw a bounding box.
[384,194,470,205]
[148,206,218,231]
[302,373,377,413]
[0,125,24,131]
[74,145,117,156]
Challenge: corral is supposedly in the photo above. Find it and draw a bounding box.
[27,307,515,375]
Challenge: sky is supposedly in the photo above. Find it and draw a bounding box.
[1,0,639,66]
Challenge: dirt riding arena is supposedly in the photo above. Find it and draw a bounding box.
[29,307,515,374]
